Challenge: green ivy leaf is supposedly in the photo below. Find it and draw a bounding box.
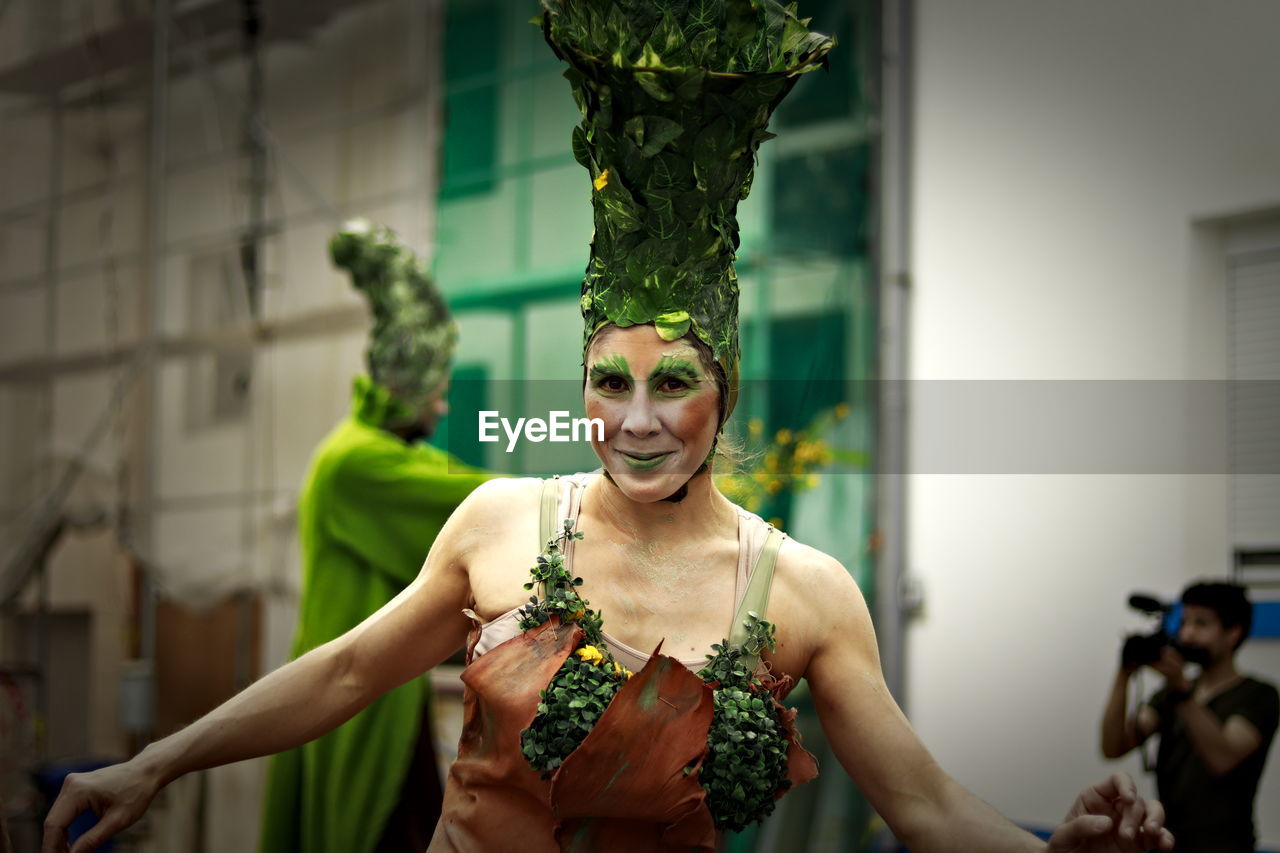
[634,71,674,101]
[654,310,691,341]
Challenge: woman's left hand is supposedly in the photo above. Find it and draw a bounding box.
[1046,772,1174,853]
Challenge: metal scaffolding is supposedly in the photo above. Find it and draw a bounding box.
[0,0,438,798]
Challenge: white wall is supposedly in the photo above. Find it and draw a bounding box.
[908,0,1280,844]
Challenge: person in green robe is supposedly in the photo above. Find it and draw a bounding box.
[258,221,492,853]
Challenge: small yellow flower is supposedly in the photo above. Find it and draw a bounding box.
[806,473,820,489]
[593,169,609,191]
[568,604,586,620]
[748,418,763,437]
[775,429,793,445]
[576,645,604,666]
[766,480,783,494]
[835,403,850,419]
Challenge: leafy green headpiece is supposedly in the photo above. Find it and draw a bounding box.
[330,220,457,426]
[541,0,834,418]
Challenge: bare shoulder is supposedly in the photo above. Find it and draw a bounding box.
[467,475,544,504]
[448,477,551,618]
[452,476,543,525]
[773,536,869,618]
[767,534,875,678]
[426,476,542,562]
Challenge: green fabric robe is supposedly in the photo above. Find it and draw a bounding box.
[259,376,492,853]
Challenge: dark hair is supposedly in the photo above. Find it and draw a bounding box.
[1181,581,1253,649]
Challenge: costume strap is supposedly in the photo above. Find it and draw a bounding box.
[539,475,561,549]
[536,476,562,600]
[731,526,784,672]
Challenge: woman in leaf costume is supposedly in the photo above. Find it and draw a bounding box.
[43,2,1175,853]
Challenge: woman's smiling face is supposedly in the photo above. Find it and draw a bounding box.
[584,325,722,502]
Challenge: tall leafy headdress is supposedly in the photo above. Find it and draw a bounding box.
[330,219,457,426]
[541,0,834,420]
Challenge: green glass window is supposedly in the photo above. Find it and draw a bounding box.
[440,0,502,199]
[771,144,871,258]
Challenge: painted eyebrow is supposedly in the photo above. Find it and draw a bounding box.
[588,354,632,380]
[649,355,702,382]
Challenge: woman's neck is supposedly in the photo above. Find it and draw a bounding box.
[586,470,736,541]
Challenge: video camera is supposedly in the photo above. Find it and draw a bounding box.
[1121,593,1174,669]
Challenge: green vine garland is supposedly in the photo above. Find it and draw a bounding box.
[518,520,631,772]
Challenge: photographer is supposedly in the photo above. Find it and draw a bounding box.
[1101,581,1278,852]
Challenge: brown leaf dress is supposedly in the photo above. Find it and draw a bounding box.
[428,474,817,851]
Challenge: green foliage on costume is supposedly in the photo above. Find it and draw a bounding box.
[539,0,834,415]
[330,220,457,425]
[516,518,600,640]
[697,612,791,831]
[518,519,632,772]
[521,652,627,771]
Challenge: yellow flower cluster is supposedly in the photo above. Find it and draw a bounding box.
[576,644,604,665]
[793,438,832,467]
[574,644,633,679]
[714,404,853,527]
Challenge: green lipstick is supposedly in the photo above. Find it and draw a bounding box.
[619,450,672,471]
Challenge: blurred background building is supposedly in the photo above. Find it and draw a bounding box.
[0,0,1276,851]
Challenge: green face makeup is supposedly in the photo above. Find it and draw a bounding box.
[588,354,633,394]
[588,355,631,379]
[618,450,673,471]
[650,354,702,397]
[588,350,703,399]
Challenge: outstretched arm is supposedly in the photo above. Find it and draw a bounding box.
[41,483,492,853]
[794,550,1171,853]
[801,558,1039,852]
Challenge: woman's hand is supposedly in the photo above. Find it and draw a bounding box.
[41,759,161,853]
[1046,772,1174,853]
